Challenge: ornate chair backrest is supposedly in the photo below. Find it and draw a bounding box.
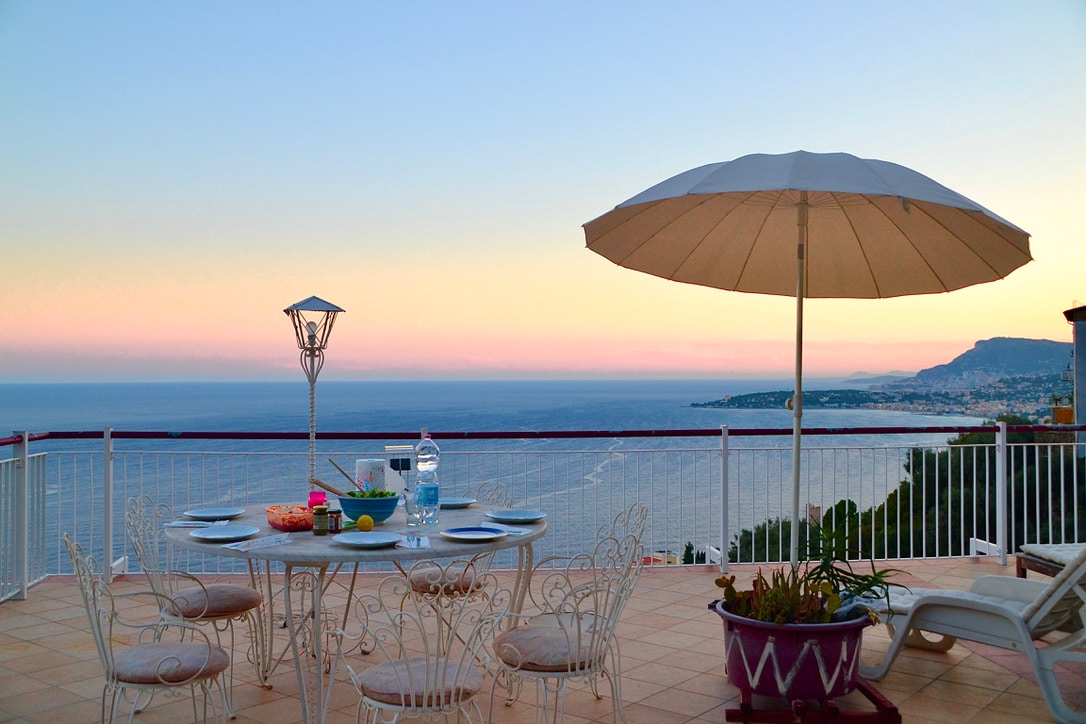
[476,480,513,509]
[64,533,114,677]
[125,494,176,597]
[597,501,648,545]
[335,560,510,716]
[524,530,645,669]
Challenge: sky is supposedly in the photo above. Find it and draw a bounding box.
[2,1,1085,383]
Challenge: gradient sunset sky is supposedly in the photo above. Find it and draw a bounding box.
[2,2,1084,383]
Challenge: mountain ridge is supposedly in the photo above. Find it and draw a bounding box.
[695,337,1074,421]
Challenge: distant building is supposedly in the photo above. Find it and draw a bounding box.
[1062,305,1086,447]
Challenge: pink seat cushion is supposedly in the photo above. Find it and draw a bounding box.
[494,626,600,673]
[359,656,483,707]
[172,584,261,619]
[113,642,229,684]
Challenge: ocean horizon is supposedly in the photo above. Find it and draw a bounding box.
[1,378,988,436]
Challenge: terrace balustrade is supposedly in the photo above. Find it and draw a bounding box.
[3,423,1086,602]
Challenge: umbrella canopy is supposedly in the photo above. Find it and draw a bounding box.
[584,150,1031,565]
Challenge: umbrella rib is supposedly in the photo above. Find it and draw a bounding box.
[832,192,884,297]
[670,191,781,286]
[887,198,1022,292]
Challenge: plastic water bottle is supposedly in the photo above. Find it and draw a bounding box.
[414,434,440,525]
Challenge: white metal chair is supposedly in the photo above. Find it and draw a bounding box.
[125,495,262,718]
[492,503,646,723]
[64,533,230,724]
[402,482,513,602]
[861,542,1086,723]
[331,560,511,723]
[476,479,514,509]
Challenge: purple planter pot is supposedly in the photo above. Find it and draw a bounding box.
[708,599,872,701]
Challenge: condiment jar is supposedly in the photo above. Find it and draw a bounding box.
[312,504,329,536]
[328,507,342,534]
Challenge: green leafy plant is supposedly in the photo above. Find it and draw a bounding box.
[714,519,897,624]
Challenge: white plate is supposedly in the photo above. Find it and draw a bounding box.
[485,509,547,524]
[188,525,260,543]
[439,526,509,542]
[439,497,476,509]
[183,507,246,521]
[333,532,403,548]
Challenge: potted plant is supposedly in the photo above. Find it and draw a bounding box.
[708,513,896,702]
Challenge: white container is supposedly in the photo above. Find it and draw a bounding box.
[354,459,386,493]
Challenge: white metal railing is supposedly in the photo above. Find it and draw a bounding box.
[4,424,1086,600]
[1,434,48,602]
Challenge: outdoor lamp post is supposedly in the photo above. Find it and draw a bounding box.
[284,296,345,488]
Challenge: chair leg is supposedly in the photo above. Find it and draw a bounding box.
[1034,649,1086,723]
[602,652,629,723]
[886,622,957,652]
[537,677,568,724]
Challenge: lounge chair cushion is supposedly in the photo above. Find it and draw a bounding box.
[358,656,482,706]
[875,585,1030,617]
[1020,543,1086,567]
[113,642,230,684]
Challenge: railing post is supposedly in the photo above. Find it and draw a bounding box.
[996,421,1008,566]
[14,432,29,600]
[103,427,114,583]
[720,425,729,573]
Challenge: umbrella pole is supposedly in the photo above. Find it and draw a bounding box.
[790,197,808,568]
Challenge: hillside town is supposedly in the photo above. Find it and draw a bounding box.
[696,373,1070,421]
[694,338,1076,422]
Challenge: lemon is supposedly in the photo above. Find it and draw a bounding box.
[357,514,374,532]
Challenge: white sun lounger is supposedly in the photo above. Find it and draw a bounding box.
[1017,542,1086,578]
[861,543,1086,723]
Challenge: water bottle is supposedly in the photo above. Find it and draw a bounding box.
[414,434,440,525]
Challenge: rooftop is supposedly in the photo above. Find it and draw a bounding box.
[2,559,1083,723]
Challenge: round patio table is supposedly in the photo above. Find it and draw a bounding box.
[166,503,546,724]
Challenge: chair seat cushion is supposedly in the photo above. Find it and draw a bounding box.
[358,656,483,706]
[494,625,600,673]
[408,569,480,596]
[172,583,261,619]
[114,642,230,684]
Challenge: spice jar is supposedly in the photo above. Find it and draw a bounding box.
[312,504,329,536]
[328,507,342,534]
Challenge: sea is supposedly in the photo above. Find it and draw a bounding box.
[3,380,988,573]
[1,378,986,449]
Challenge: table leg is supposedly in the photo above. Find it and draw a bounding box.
[283,563,331,724]
[247,560,297,688]
[509,540,534,626]
[499,541,534,706]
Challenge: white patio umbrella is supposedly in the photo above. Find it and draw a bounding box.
[583,150,1031,566]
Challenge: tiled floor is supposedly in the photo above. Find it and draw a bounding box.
[2,559,1084,723]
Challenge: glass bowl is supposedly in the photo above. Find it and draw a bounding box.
[266,504,314,532]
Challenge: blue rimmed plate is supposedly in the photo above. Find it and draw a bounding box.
[333,532,402,548]
[485,509,547,524]
[439,526,508,542]
[439,497,476,509]
[183,507,246,521]
[188,525,260,543]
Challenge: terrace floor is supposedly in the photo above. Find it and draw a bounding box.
[2,558,1084,723]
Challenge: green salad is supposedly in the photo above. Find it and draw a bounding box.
[345,488,398,498]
